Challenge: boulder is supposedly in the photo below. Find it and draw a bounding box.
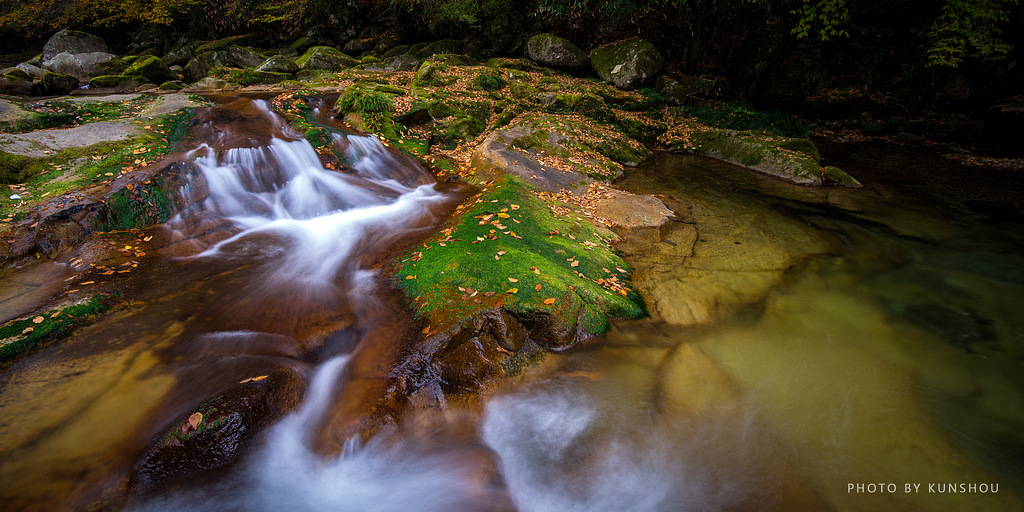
[654,75,722,105]
[381,54,420,72]
[374,28,405,54]
[256,54,300,74]
[183,51,229,83]
[593,188,674,228]
[193,34,260,54]
[324,1,362,42]
[590,39,664,90]
[417,39,464,58]
[183,76,229,92]
[16,63,46,79]
[295,46,358,71]
[42,29,109,61]
[686,129,832,186]
[124,55,178,84]
[4,67,31,81]
[525,33,589,73]
[88,75,146,90]
[0,76,32,96]
[41,51,124,80]
[162,46,194,67]
[41,71,79,95]
[228,45,265,68]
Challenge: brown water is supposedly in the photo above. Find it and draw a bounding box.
[1,99,1023,512]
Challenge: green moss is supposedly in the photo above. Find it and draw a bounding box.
[683,101,811,138]
[473,71,507,91]
[0,295,112,363]
[395,176,643,339]
[0,151,32,184]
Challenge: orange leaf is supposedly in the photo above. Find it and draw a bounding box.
[543,298,556,305]
[535,283,542,291]
[188,412,203,430]
[422,325,431,334]
[570,260,580,267]
[507,277,519,282]
[32,316,44,324]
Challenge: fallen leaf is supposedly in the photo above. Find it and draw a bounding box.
[535,283,542,291]
[22,327,34,334]
[570,260,580,267]
[506,288,518,294]
[188,412,203,430]
[80,280,95,285]
[497,213,510,218]
[511,204,520,210]
[543,298,557,305]
[507,277,519,282]
[32,316,44,324]
[421,325,431,334]
[405,275,417,280]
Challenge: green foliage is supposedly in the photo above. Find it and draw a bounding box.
[0,295,112,363]
[926,0,1019,67]
[473,71,508,91]
[227,67,261,86]
[683,101,811,137]
[388,0,515,35]
[790,0,851,41]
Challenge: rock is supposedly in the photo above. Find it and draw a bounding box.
[374,28,405,54]
[131,368,304,495]
[162,46,195,67]
[183,76,229,92]
[687,129,824,185]
[41,51,124,80]
[256,54,300,74]
[754,54,827,111]
[417,39,464,58]
[525,33,589,72]
[590,38,664,90]
[0,77,32,96]
[125,55,178,84]
[158,81,186,91]
[295,46,358,71]
[593,188,674,228]
[324,1,362,43]
[193,34,260,54]
[41,71,79,95]
[729,25,786,100]
[654,75,722,105]
[42,29,109,61]
[182,51,229,83]
[228,45,265,68]
[16,63,46,79]
[4,68,31,80]
[88,75,146,89]
[822,166,862,187]
[381,54,420,72]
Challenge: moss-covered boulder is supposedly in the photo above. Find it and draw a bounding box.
[682,129,862,186]
[88,74,146,89]
[295,46,359,71]
[654,75,722,105]
[526,33,589,73]
[227,45,265,68]
[331,82,401,138]
[41,51,123,81]
[256,54,300,74]
[193,34,260,54]
[125,55,178,84]
[41,71,79,95]
[590,39,664,90]
[417,39,465,58]
[183,51,229,83]
[381,53,420,72]
[0,76,32,96]
[42,29,109,61]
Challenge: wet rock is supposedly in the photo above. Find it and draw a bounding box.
[257,54,300,74]
[131,368,305,495]
[822,166,862,187]
[42,29,109,61]
[593,188,674,228]
[590,38,664,90]
[525,33,589,73]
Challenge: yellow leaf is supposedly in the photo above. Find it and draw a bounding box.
[32,316,44,324]
[405,275,417,280]
[506,288,518,294]
[511,204,520,210]
[188,412,203,430]
[507,277,519,282]
[22,327,34,334]
[497,212,510,218]
[543,298,556,305]
[570,260,580,267]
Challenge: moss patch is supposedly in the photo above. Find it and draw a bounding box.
[0,295,113,363]
[394,176,643,341]
[0,96,157,134]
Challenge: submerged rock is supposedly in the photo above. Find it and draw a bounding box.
[590,39,664,90]
[525,33,590,73]
[685,129,828,186]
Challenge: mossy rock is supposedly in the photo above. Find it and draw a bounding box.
[590,38,664,90]
[157,81,185,91]
[526,33,589,72]
[822,166,862,187]
[416,39,464,57]
[88,74,146,88]
[125,55,177,84]
[194,34,260,54]
[689,129,824,185]
[394,176,644,347]
[41,71,79,95]
[227,45,265,68]
[295,46,358,71]
[183,51,229,83]
[0,150,32,184]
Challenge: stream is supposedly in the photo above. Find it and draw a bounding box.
[1,98,1023,511]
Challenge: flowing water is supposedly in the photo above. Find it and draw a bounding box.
[1,98,1023,511]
